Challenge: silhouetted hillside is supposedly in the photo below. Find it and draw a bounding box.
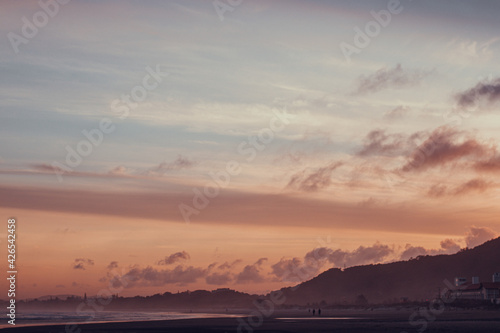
[277,237,500,305]
[19,289,259,311]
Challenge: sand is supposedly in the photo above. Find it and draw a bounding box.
[2,309,500,332]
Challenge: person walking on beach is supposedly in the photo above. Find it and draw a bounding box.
[318,308,321,316]
[312,309,315,316]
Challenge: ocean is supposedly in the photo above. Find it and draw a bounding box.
[0,310,241,328]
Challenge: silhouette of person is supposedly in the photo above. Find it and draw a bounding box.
[312,309,315,316]
[318,308,321,316]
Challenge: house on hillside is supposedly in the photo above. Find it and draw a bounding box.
[449,273,500,304]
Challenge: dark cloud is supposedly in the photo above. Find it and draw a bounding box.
[354,64,432,94]
[271,257,307,282]
[107,261,119,270]
[258,229,495,283]
[453,178,492,195]
[0,185,483,235]
[402,126,494,172]
[440,239,461,253]
[217,260,242,270]
[455,77,500,109]
[475,155,500,173]
[73,258,94,270]
[206,272,233,285]
[326,242,393,268]
[286,161,343,192]
[399,226,497,261]
[356,126,499,175]
[271,243,393,283]
[157,251,191,265]
[271,251,328,283]
[235,258,267,284]
[123,265,207,287]
[357,130,423,157]
[399,245,427,260]
[465,226,498,248]
[400,238,461,260]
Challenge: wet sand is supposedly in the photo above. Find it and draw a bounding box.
[2,310,500,332]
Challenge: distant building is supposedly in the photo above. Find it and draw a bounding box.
[482,282,500,301]
[449,274,500,303]
[212,288,231,293]
[455,277,467,287]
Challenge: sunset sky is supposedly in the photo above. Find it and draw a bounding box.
[1,0,500,299]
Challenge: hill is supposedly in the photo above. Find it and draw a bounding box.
[276,237,500,305]
[17,289,259,311]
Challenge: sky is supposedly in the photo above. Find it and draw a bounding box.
[1,0,500,299]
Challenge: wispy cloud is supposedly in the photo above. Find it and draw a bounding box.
[354,64,432,95]
[383,105,411,119]
[428,178,494,197]
[453,178,493,195]
[286,161,343,192]
[144,155,196,176]
[357,129,422,157]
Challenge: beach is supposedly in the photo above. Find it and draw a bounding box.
[2,310,500,332]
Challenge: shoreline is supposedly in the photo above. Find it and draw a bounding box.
[1,309,499,332]
[0,311,246,329]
